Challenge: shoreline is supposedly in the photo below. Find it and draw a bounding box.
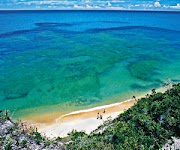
[23,87,167,138]
[54,97,134,123]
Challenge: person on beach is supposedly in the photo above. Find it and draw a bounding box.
[97,113,99,119]
[103,109,106,113]
[100,114,103,120]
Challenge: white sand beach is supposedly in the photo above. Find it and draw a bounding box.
[23,87,167,138]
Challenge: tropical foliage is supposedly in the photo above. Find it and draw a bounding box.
[67,83,180,150]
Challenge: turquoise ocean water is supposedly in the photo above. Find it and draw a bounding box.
[0,11,180,119]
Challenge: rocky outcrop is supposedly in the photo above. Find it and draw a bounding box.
[0,117,65,150]
[162,137,180,150]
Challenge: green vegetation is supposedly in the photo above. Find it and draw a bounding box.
[66,83,180,150]
[0,110,10,120]
[5,140,12,150]
[20,140,27,147]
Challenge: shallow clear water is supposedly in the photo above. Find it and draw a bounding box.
[0,11,180,118]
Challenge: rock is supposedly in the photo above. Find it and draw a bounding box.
[5,133,11,139]
[49,144,54,149]
[12,130,19,136]
[0,118,65,150]
[57,142,64,147]
[0,120,15,136]
[11,139,17,145]
[40,142,45,148]
[11,145,20,150]
[28,143,41,150]
[19,134,29,142]
[5,120,15,127]
[162,137,180,150]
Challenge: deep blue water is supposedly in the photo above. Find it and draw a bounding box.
[0,11,180,118]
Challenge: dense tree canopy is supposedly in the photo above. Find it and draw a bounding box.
[67,83,180,150]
